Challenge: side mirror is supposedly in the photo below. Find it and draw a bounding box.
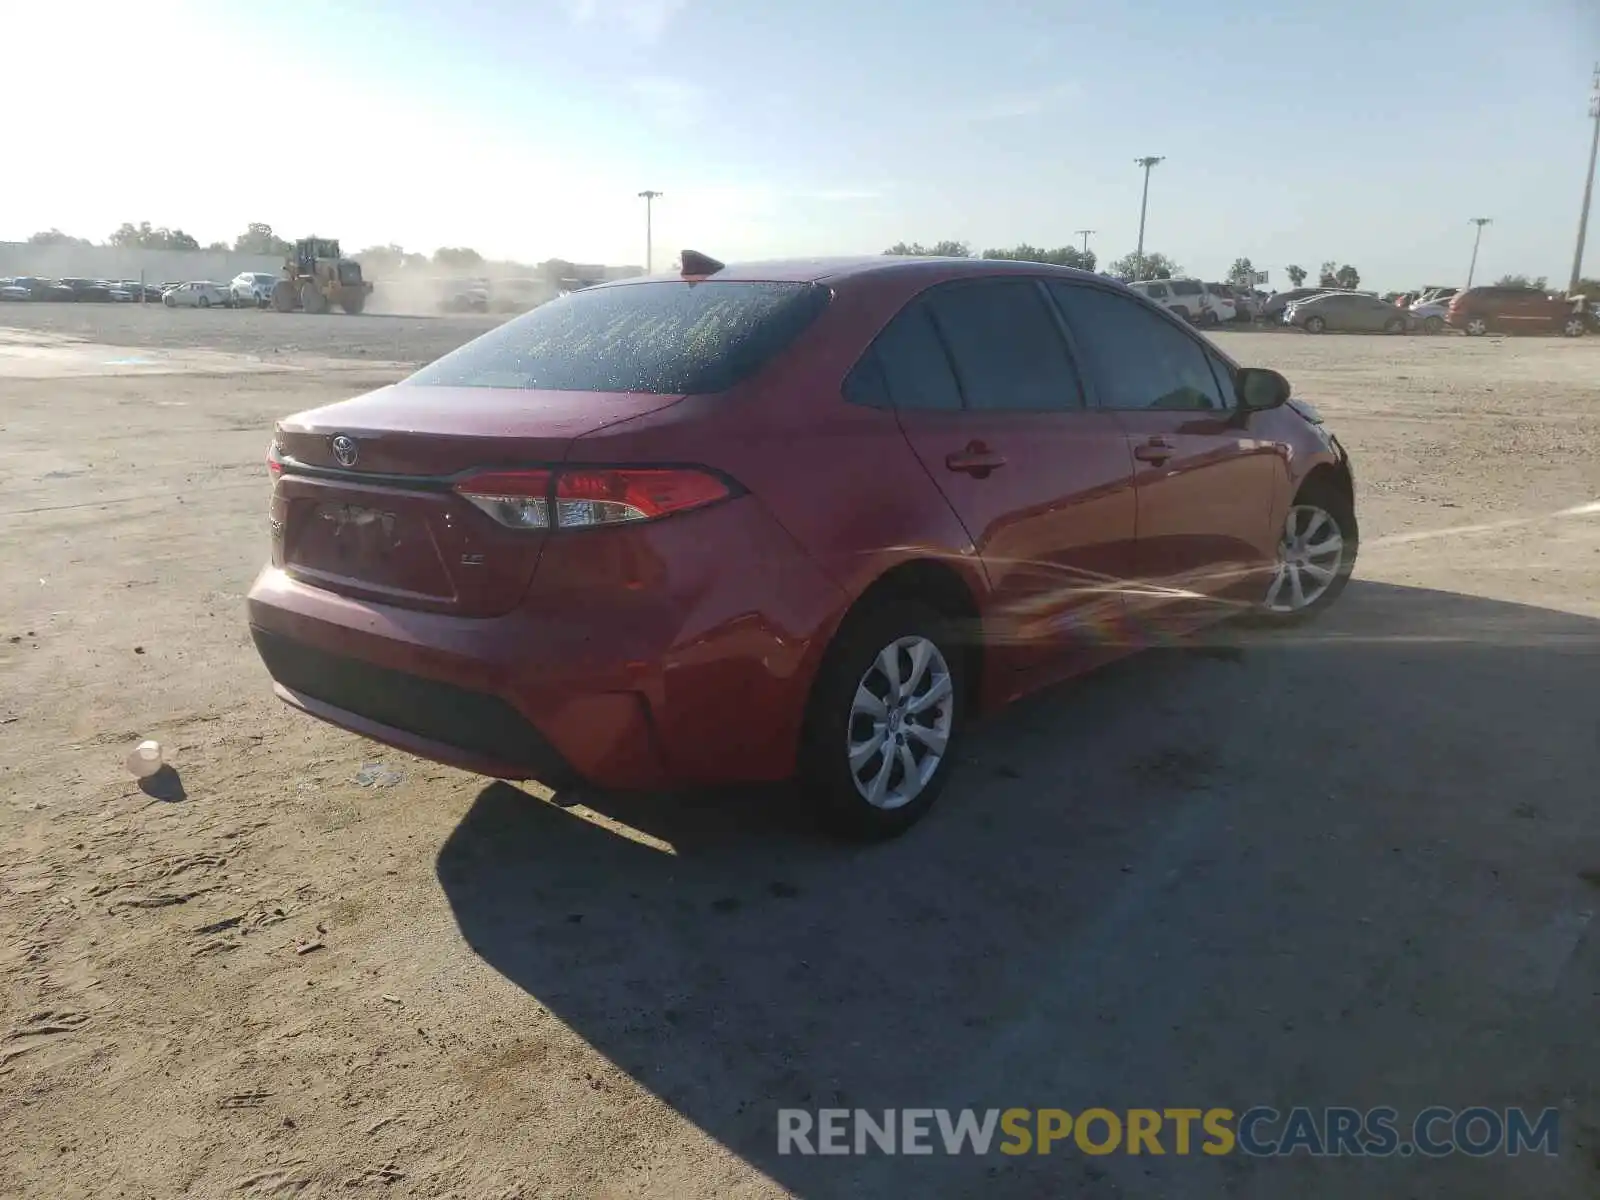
[1237,366,1291,411]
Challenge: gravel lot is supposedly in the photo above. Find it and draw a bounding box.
[2,307,1598,1199]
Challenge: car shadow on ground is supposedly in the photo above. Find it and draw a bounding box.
[436,580,1600,1199]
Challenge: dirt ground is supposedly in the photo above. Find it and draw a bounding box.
[2,306,1598,1199]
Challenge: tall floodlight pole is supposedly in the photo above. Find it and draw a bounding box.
[1568,65,1600,293]
[1133,156,1163,261]
[1074,229,1096,253]
[637,190,662,273]
[1466,217,1493,288]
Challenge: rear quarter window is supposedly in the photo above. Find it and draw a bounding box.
[406,280,831,394]
[1170,280,1202,296]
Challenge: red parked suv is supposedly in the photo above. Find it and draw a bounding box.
[248,252,1357,838]
[1446,286,1589,337]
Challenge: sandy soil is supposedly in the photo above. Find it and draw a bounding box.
[1,308,1598,1199]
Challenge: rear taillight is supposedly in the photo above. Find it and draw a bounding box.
[267,439,283,477]
[453,467,732,531]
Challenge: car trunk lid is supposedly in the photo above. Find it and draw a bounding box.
[270,384,686,616]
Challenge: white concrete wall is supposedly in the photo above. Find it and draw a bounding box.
[0,243,284,284]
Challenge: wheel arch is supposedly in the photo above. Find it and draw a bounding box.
[798,556,988,749]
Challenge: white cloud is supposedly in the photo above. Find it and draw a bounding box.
[628,76,705,129]
[965,81,1081,122]
[563,0,688,41]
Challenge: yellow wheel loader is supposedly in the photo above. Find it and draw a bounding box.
[270,237,374,314]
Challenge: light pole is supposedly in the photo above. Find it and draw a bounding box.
[1466,217,1492,288]
[1568,64,1600,294]
[1074,229,1095,254]
[637,190,662,273]
[1133,156,1163,262]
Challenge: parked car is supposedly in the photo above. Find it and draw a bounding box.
[1445,286,1588,337]
[247,253,1358,839]
[1407,296,1452,334]
[1126,277,1232,325]
[58,278,116,302]
[1205,282,1256,323]
[162,281,232,309]
[1259,287,1333,323]
[1285,291,1417,334]
[0,276,48,301]
[231,272,281,307]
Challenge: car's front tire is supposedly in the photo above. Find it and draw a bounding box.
[800,599,967,840]
[1255,478,1357,624]
[1423,315,1444,334]
[1560,315,1586,337]
[1304,315,1326,334]
[1464,316,1490,336]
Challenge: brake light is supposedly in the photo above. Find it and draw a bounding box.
[267,439,283,477]
[453,467,732,530]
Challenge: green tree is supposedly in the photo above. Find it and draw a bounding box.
[1334,264,1361,290]
[1107,251,1181,282]
[1574,278,1600,297]
[1226,257,1257,288]
[1318,261,1339,288]
[27,228,92,246]
[981,244,1096,272]
[107,221,199,251]
[1493,273,1548,290]
[1285,264,1307,287]
[433,246,484,268]
[882,240,970,257]
[205,241,229,252]
[234,223,292,256]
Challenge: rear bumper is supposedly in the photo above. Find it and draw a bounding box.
[245,496,848,790]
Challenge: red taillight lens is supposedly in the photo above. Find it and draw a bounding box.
[554,468,730,528]
[267,440,283,477]
[453,467,732,530]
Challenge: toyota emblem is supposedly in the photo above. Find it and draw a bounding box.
[331,435,359,467]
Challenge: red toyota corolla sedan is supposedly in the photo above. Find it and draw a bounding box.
[248,252,1356,838]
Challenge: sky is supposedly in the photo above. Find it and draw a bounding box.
[7,0,1599,289]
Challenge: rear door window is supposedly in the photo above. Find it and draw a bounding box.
[847,301,964,411]
[925,280,1085,412]
[407,280,830,394]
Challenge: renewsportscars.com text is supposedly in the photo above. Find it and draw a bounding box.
[777,1106,1560,1158]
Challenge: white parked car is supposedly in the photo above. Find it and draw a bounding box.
[1127,277,1234,325]
[162,281,232,309]
[1407,296,1451,334]
[230,272,280,307]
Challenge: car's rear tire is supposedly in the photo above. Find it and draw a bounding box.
[197,295,209,308]
[1304,315,1326,334]
[1383,316,1404,334]
[1464,316,1490,336]
[1423,315,1444,334]
[1560,315,1586,337]
[1201,310,1220,327]
[799,599,967,840]
[1254,478,1357,624]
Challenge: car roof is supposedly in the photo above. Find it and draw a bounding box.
[598,254,1110,289]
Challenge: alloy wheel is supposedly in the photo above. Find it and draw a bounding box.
[1562,316,1585,337]
[1265,505,1346,613]
[1466,318,1488,336]
[847,635,955,810]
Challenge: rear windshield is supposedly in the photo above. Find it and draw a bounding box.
[406,280,831,394]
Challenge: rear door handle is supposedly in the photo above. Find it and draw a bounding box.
[1133,437,1173,465]
[945,446,1007,476]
